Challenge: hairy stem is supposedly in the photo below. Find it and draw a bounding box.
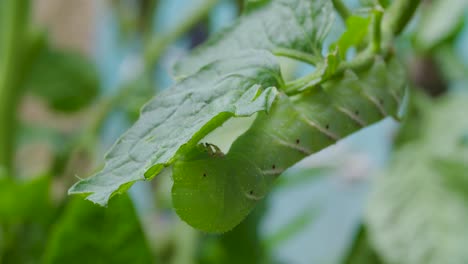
[0,0,30,175]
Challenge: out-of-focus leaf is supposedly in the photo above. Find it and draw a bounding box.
[0,176,54,263]
[69,50,281,206]
[243,0,271,12]
[367,94,468,264]
[199,202,270,264]
[342,225,383,264]
[415,0,468,51]
[25,47,99,112]
[43,195,152,264]
[434,44,468,81]
[174,0,334,77]
[0,176,51,224]
[117,77,155,121]
[359,0,373,6]
[18,123,66,149]
[392,91,431,147]
[1,223,52,263]
[433,158,468,197]
[263,206,318,251]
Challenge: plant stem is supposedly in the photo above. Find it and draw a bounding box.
[377,0,389,8]
[0,0,30,176]
[382,0,421,37]
[140,0,159,40]
[144,0,219,70]
[286,0,420,96]
[372,7,384,53]
[285,48,392,96]
[332,0,351,21]
[273,48,321,66]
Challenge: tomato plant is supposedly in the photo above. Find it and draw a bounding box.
[1,0,468,263]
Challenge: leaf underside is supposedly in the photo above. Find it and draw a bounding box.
[69,50,281,205]
[69,0,335,207]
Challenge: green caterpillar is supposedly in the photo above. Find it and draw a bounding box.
[172,57,405,233]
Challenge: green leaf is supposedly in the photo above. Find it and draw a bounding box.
[69,50,282,206]
[366,94,468,264]
[415,0,468,51]
[173,0,334,77]
[25,47,100,112]
[43,195,152,264]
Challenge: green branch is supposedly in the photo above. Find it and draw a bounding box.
[285,47,393,96]
[0,0,30,176]
[372,7,384,53]
[377,0,390,8]
[285,0,421,96]
[383,0,421,37]
[332,0,351,21]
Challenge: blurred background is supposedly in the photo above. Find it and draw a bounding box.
[0,0,467,263]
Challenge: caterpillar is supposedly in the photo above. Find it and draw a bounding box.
[172,57,405,233]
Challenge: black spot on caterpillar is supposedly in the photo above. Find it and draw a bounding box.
[172,58,405,233]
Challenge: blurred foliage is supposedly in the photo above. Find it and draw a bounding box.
[24,46,100,113]
[199,203,270,264]
[343,226,383,264]
[414,0,467,52]
[43,195,153,264]
[118,78,155,121]
[367,94,468,264]
[0,176,55,263]
[0,176,51,224]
